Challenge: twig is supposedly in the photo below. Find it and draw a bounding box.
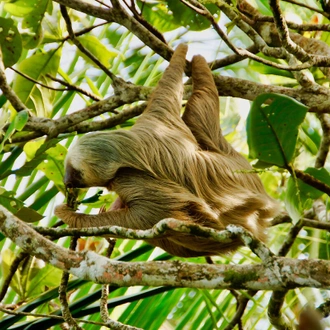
[0,252,29,302]
[181,0,240,55]
[46,74,102,101]
[0,305,118,328]
[99,239,140,329]
[282,0,329,18]
[291,168,330,196]
[59,237,83,330]
[268,290,292,330]
[9,67,67,92]
[60,5,118,84]
[277,219,304,257]
[269,0,310,62]
[252,15,330,32]
[212,45,259,70]
[315,114,330,168]
[224,290,257,330]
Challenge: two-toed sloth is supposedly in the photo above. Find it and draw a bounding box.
[55,44,278,257]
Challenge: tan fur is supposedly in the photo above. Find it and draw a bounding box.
[55,44,279,257]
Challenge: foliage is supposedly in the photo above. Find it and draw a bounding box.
[0,0,330,329]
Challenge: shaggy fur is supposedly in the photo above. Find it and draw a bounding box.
[55,44,279,257]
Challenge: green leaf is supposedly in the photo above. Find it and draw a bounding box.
[249,58,294,79]
[247,93,308,167]
[13,110,29,131]
[0,110,28,152]
[21,0,49,48]
[26,264,62,297]
[167,0,219,31]
[15,206,44,223]
[4,0,36,16]
[137,0,180,32]
[80,191,103,204]
[0,118,16,153]
[77,35,117,68]
[12,48,61,116]
[23,140,66,186]
[13,153,48,177]
[0,17,22,67]
[1,249,23,297]
[0,187,24,214]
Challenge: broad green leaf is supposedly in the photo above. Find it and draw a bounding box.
[137,0,180,32]
[249,59,294,79]
[24,140,66,186]
[77,35,117,68]
[167,0,219,31]
[13,110,29,131]
[0,17,22,67]
[285,176,311,222]
[27,264,62,297]
[1,250,22,296]
[10,130,57,176]
[12,48,61,116]
[4,0,35,16]
[285,168,330,221]
[247,93,308,167]
[37,156,64,186]
[15,206,44,223]
[23,139,44,160]
[13,153,47,176]
[0,187,24,214]
[300,122,321,156]
[298,167,330,199]
[0,117,16,152]
[21,0,49,48]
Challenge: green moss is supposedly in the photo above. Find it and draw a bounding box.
[224,269,259,287]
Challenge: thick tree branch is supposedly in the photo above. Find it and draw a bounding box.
[1,206,330,291]
[52,0,172,60]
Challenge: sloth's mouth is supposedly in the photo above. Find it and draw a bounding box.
[110,196,125,210]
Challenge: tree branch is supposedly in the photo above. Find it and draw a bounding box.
[1,206,330,290]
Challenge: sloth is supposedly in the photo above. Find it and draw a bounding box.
[55,44,278,257]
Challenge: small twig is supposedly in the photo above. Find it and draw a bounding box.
[0,305,118,328]
[59,237,83,330]
[181,0,239,55]
[289,167,330,196]
[122,0,166,43]
[269,0,310,62]
[268,290,292,330]
[46,74,102,101]
[282,0,329,18]
[9,67,67,91]
[277,219,304,257]
[212,45,259,70]
[95,0,112,9]
[224,290,257,330]
[60,5,119,84]
[253,15,330,32]
[0,252,29,302]
[315,113,330,168]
